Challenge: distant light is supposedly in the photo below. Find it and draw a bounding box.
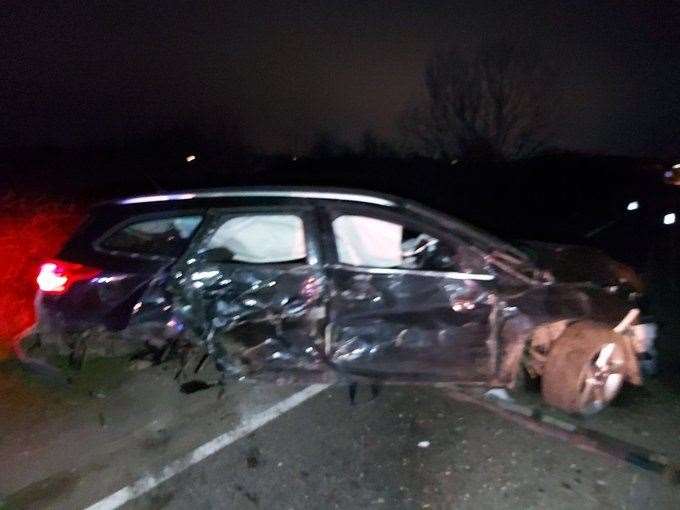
[672,163,680,169]
[450,159,459,165]
[665,171,674,178]
[663,213,676,225]
[292,156,298,161]
[626,201,639,211]
[186,154,196,162]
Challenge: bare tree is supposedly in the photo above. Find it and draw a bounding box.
[401,43,560,161]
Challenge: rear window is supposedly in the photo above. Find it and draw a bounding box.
[100,215,203,257]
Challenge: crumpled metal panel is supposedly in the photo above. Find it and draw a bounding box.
[326,266,494,381]
[32,235,647,393]
[120,243,642,389]
[162,261,328,378]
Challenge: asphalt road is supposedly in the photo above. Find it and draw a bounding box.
[126,384,680,510]
[2,359,679,510]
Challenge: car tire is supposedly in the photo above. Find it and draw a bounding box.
[541,322,626,415]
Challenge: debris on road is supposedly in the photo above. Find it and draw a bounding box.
[443,384,680,484]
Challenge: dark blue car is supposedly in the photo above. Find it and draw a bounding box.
[31,187,657,414]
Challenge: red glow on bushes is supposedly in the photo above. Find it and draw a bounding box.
[0,194,83,346]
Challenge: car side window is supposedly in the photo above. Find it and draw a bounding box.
[100,215,203,257]
[200,214,307,264]
[332,214,459,271]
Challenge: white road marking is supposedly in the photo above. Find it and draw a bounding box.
[85,384,330,510]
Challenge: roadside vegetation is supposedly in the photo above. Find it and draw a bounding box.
[0,193,82,354]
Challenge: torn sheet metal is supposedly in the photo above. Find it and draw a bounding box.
[154,247,647,389]
[34,239,654,390]
[165,260,328,378]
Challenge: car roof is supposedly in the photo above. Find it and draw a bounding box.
[103,186,404,209]
[94,186,528,262]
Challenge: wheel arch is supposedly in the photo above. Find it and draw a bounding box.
[527,318,641,385]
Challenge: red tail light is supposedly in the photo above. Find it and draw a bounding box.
[37,259,101,294]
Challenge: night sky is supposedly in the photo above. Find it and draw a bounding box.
[2,1,680,156]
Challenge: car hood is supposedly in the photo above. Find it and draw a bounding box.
[520,241,644,292]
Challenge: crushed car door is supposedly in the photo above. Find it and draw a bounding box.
[322,204,495,382]
[166,207,328,377]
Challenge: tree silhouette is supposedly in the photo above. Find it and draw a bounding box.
[401,42,560,161]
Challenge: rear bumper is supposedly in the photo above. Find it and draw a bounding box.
[35,286,130,332]
[35,291,89,334]
[34,291,143,357]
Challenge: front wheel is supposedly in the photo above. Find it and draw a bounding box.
[542,324,626,415]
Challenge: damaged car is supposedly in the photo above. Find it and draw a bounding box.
[31,187,657,414]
